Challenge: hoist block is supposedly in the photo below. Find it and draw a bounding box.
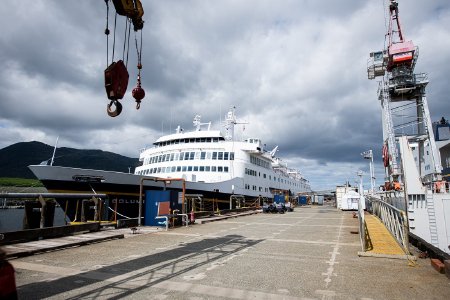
[104,60,129,100]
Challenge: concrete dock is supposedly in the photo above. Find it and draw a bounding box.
[10,204,450,299]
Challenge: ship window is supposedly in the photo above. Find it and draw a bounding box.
[205,166,211,171]
[206,138,211,142]
[166,167,171,173]
[174,153,180,160]
[170,153,174,161]
[218,166,223,172]
[200,166,205,171]
[195,152,201,160]
[206,152,212,159]
[212,166,217,172]
[182,166,187,172]
[263,174,266,178]
[179,139,185,144]
[213,138,219,142]
[212,152,217,160]
[200,138,206,142]
[165,154,170,161]
[218,152,223,160]
[176,166,181,172]
[179,152,184,161]
[171,166,176,172]
[188,166,193,171]
[190,152,195,160]
[157,167,161,173]
[201,152,206,160]
[194,166,199,171]
[195,138,201,143]
[175,140,179,144]
[230,152,234,160]
[224,166,229,172]
[158,155,162,162]
[184,152,190,160]
[185,139,190,143]
[189,138,194,143]
[224,152,229,160]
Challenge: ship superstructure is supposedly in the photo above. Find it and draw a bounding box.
[135,108,310,197]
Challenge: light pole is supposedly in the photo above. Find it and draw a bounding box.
[361,150,376,194]
[357,170,364,196]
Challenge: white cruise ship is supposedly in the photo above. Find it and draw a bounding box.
[134,108,310,198]
[28,107,310,223]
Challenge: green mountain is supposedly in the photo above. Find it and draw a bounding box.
[0,141,140,179]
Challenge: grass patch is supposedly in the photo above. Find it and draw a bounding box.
[0,177,44,187]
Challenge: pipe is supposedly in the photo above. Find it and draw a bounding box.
[155,216,168,231]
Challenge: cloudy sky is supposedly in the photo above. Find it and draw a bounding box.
[0,0,449,191]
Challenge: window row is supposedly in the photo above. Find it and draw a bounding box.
[137,165,230,175]
[145,151,235,165]
[250,155,270,169]
[243,184,269,193]
[156,137,224,147]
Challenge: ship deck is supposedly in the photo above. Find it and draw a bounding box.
[8,204,450,299]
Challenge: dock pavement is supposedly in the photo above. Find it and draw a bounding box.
[9,204,450,299]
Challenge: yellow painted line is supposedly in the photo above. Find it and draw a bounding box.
[364,214,406,255]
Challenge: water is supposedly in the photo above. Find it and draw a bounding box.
[0,207,67,232]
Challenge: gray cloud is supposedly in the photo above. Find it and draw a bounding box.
[0,0,449,190]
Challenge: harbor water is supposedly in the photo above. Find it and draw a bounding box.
[0,207,66,232]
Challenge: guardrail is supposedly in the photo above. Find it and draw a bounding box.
[366,196,410,254]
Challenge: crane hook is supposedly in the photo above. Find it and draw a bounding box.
[107,100,123,117]
[132,73,145,110]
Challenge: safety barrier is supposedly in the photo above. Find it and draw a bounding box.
[365,196,410,254]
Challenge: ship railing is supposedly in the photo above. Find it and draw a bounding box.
[429,180,449,194]
[365,195,410,254]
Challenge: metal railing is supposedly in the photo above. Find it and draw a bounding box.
[358,197,366,252]
[366,196,410,254]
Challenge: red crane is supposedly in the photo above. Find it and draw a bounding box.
[104,0,146,117]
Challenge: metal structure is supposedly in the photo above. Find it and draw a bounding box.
[367,1,450,255]
[366,196,410,254]
[367,0,442,187]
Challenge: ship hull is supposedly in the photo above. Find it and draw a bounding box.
[28,165,262,222]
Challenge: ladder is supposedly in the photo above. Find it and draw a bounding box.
[426,193,439,247]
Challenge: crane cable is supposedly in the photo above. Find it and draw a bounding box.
[105,0,119,66]
[105,0,109,67]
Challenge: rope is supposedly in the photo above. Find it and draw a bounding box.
[126,18,132,68]
[107,206,131,219]
[122,17,128,63]
[105,0,110,67]
[134,29,143,78]
[112,12,117,62]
